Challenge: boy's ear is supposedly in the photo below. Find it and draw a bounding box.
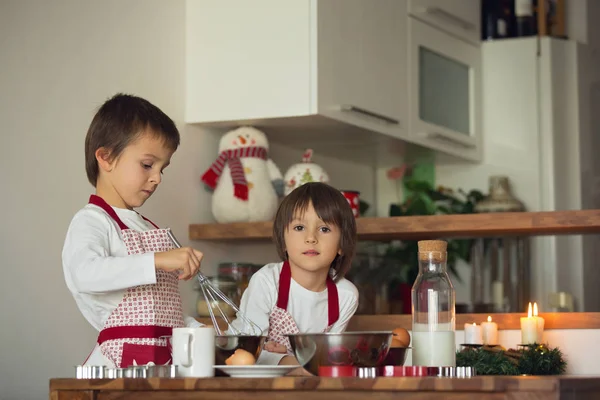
[95,147,114,172]
[337,248,343,256]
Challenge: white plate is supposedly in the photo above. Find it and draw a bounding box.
[215,365,298,378]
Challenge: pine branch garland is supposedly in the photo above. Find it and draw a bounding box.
[456,343,567,376]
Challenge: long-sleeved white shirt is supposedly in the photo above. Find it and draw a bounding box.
[62,202,200,365]
[234,262,359,365]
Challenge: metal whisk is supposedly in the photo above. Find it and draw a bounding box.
[166,229,262,336]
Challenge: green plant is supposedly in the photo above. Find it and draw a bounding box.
[456,344,567,375]
[371,169,485,286]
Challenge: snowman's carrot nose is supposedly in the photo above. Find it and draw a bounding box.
[238,135,247,145]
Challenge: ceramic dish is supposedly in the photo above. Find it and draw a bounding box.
[215,365,298,378]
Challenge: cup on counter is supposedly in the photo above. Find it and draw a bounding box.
[172,326,215,377]
[340,190,360,218]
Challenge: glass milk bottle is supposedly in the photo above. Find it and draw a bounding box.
[411,240,456,367]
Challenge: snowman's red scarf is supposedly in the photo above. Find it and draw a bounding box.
[201,146,268,201]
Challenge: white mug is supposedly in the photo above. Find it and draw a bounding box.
[172,326,215,377]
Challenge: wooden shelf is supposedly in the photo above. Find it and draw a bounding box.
[189,209,600,241]
[197,312,600,331]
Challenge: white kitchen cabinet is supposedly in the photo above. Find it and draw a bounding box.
[408,18,482,162]
[408,0,480,44]
[186,0,409,157]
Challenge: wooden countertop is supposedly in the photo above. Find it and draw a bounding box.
[50,376,600,400]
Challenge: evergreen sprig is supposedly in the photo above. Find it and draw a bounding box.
[518,344,567,375]
[456,344,567,376]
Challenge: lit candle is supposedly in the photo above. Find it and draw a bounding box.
[520,302,545,344]
[464,323,483,345]
[481,315,498,345]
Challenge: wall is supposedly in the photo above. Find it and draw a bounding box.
[0,2,373,399]
[0,2,192,398]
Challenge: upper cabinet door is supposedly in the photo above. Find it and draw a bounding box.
[185,0,312,123]
[408,18,482,161]
[409,0,480,44]
[316,0,408,139]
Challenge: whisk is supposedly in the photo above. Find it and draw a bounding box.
[166,229,262,337]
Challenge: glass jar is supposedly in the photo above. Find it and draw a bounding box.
[195,276,239,318]
[217,262,261,298]
[411,240,456,367]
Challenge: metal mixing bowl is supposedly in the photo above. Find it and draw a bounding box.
[383,347,410,366]
[214,335,266,365]
[287,331,392,376]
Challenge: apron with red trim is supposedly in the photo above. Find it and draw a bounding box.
[267,261,339,354]
[89,195,184,368]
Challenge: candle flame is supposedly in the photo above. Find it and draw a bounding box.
[533,302,539,317]
[527,302,532,318]
[472,322,476,326]
[487,316,492,322]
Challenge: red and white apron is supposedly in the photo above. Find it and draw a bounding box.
[88,195,184,368]
[267,261,339,354]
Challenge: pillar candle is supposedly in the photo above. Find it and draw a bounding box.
[520,302,545,344]
[481,315,499,345]
[464,323,483,345]
[491,281,504,311]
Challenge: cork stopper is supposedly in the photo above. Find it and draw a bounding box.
[418,240,448,262]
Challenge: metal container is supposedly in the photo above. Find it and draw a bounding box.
[287,331,393,376]
[75,365,106,379]
[124,366,148,378]
[146,365,178,378]
[76,364,179,379]
[106,368,126,379]
[215,335,266,366]
[380,366,476,377]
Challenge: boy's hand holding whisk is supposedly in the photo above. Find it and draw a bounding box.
[154,247,203,280]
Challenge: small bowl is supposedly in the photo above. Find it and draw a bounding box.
[383,347,410,366]
[214,335,266,366]
[287,331,392,376]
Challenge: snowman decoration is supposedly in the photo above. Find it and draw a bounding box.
[201,126,283,223]
[283,149,329,195]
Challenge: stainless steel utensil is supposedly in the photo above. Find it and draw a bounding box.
[287,331,393,376]
[166,229,262,336]
[75,365,106,379]
[146,364,178,378]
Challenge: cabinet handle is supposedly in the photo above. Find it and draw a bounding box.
[419,7,475,31]
[340,104,400,125]
[423,132,476,148]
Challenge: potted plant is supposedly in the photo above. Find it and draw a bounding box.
[364,165,485,314]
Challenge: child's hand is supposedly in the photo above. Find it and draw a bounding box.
[154,247,203,280]
[264,341,288,354]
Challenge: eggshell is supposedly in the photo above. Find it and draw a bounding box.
[391,327,411,347]
[225,348,256,365]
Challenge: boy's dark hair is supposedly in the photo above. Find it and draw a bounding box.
[273,182,357,281]
[84,93,180,186]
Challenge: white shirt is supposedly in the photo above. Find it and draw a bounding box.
[234,262,359,365]
[62,203,200,365]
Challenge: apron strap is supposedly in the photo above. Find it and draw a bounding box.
[276,261,292,310]
[276,261,340,327]
[141,215,160,229]
[97,326,173,344]
[325,276,340,326]
[89,195,129,230]
[88,195,159,229]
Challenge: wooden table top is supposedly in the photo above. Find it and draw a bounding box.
[50,375,600,392]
